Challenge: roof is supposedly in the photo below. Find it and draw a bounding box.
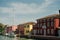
[37,14,60,20]
[24,22,36,25]
[17,22,36,26]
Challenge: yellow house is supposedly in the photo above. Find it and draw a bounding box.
[24,22,35,35]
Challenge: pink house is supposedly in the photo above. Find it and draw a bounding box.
[6,25,17,34]
[12,25,17,31]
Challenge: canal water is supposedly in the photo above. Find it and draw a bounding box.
[0,35,34,40]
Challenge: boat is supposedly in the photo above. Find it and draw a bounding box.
[4,32,16,38]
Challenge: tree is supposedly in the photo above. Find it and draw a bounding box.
[0,23,5,34]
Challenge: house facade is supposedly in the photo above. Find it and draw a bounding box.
[5,25,17,35]
[33,14,60,36]
[24,22,35,35]
[17,24,24,35]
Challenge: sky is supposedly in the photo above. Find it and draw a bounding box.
[0,0,60,26]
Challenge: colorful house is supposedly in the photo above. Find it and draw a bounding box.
[24,22,35,36]
[5,25,17,36]
[33,11,60,36]
[17,24,24,35]
[12,25,17,31]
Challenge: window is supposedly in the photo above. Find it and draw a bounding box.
[38,30,40,34]
[47,29,50,34]
[42,26,46,28]
[47,22,50,27]
[44,23,46,26]
[44,19,46,22]
[27,25,29,28]
[38,24,42,27]
[44,29,46,35]
[42,23,46,28]
[40,20,42,22]
[33,30,36,35]
[51,22,54,27]
[47,19,50,22]
[40,29,42,34]
[26,30,29,33]
[40,24,42,27]
[38,24,39,27]
[51,29,54,34]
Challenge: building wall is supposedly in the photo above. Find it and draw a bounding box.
[54,18,59,28]
[6,27,12,33]
[24,24,30,35]
[17,25,24,35]
[33,17,60,36]
[24,24,34,35]
[12,25,17,31]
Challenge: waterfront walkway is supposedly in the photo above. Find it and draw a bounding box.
[0,35,60,40]
[21,35,60,40]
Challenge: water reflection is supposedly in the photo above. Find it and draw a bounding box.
[0,35,33,40]
[0,36,46,40]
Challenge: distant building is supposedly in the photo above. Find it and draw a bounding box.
[33,11,60,36]
[5,25,17,35]
[17,24,24,35]
[24,22,36,35]
[6,26,12,34]
[12,25,17,31]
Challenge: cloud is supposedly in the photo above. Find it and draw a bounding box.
[0,0,55,14]
[0,0,56,25]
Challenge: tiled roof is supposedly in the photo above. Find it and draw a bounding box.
[24,22,36,25]
[18,22,36,26]
[37,14,60,20]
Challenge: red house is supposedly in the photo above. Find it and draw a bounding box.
[17,24,24,35]
[33,11,60,36]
